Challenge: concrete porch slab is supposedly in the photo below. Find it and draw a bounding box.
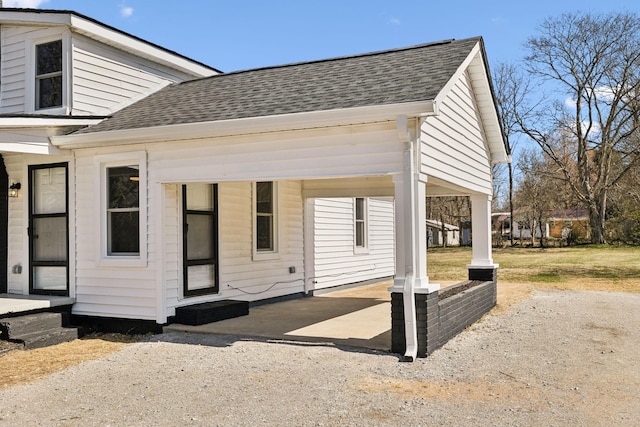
[164,280,459,352]
[0,294,75,317]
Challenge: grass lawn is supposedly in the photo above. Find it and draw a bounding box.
[427,245,640,293]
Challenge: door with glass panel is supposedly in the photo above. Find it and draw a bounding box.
[29,163,68,295]
[183,183,218,297]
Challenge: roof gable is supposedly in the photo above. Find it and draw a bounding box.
[0,8,219,77]
[74,38,482,135]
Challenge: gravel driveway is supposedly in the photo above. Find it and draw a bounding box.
[1,289,639,426]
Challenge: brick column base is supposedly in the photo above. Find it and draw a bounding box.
[391,291,440,358]
[468,267,498,282]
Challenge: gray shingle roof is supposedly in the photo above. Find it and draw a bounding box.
[76,37,481,135]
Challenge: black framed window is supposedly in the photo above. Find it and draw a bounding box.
[107,166,140,255]
[35,40,63,109]
[256,181,275,252]
[355,197,367,248]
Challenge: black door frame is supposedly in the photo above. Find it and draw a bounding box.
[0,155,7,294]
[28,162,69,296]
[182,183,219,297]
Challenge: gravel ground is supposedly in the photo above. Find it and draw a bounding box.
[1,289,639,426]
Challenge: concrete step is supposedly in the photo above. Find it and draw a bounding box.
[175,300,249,326]
[13,326,80,350]
[0,312,63,339]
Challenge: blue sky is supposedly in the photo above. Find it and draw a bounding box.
[5,0,639,72]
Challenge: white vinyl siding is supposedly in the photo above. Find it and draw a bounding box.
[0,26,57,114]
[70,34,193,115]
[0,25,206,116]
[421,69,492,194]
[73,149,155,319]
[5,153,25,293]
[68,124,400,321]
[4,152,74,295]
[164,180,304,318]
[312,197,394,290]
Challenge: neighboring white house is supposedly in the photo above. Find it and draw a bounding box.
[0,8,508,361]
[426,219,460,247]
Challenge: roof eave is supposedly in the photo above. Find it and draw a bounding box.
[50,101,436,149]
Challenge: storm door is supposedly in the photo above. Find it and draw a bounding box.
[29,163,68,295]
[182,183,218,297]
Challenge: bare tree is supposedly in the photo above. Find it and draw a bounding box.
[493,63,537,245]
[517,12,640,244]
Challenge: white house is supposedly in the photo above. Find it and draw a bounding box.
[426,219,460,247]
[0,8,508,360]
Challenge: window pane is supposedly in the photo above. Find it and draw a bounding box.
[108,167,139,209]
[355,198,364,220]
[256,181,273,214]
[33,266,66,291]
[33,217,67,262]
[37,75,62,109]
[187,264,215,291]
[186,183,212,211]
[36,40,62,75]
[186,214,213,260]
[109,211,139,254]
[33,167,66,214]
[356,222,365,247]
[256,215,273,251]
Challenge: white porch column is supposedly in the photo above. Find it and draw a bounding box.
[389,115,439,361]
[468,193,498,268]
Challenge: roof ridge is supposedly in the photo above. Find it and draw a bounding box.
[176,37,482,87]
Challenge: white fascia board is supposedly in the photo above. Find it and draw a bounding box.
[0,141,63,155]
[0,11,71,26]
[69,15,217,78]
[51,101,436,149]
[0,117,103,127]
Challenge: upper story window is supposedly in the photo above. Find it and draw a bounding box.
[35,40,63,110]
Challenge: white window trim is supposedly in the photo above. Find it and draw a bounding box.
[95,151,147,267]
[252,181,280,261]
[354,197,370,254]
[25,29,71,115]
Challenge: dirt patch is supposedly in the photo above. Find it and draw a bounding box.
[0,333,141,390]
